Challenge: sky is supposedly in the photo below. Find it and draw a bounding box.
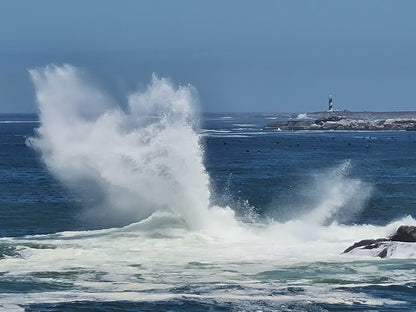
[0,0,415,113]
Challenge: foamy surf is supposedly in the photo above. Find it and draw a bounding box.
[0,214,415,311]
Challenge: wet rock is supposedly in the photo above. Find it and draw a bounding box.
[343,225,416,258]
[342,239,390,258]
[391,225,416,242]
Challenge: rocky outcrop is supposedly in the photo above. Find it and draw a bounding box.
[343,225,416,258]
[264,115,416,131]
[390,225,416,242]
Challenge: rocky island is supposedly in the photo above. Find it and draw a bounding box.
[264,111,416,131]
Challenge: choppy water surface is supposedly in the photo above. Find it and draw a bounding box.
[1,66,416,311]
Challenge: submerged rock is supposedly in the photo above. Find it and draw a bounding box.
[343,226,416,258]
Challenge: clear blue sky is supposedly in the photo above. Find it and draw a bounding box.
[1,0,415,113]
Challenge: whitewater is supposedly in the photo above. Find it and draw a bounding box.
[1,65,416,311]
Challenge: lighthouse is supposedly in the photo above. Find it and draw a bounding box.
[328,95,333,111]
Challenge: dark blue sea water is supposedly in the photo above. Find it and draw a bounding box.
[1,111,416,311]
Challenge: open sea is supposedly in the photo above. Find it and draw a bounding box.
[1,67,416,311]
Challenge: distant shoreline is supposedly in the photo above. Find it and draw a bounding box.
[305,110,416,120]
[264,111,416,131]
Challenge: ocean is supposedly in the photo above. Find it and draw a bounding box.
[1,65,416,311]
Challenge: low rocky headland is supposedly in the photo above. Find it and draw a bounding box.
[264,111,416,131]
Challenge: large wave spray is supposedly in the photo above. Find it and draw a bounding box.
[29,64,235,229]
[29,64,379,242]
[301,160,373,225]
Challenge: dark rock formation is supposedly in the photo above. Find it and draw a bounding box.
[391,225,416,242]
[343,238,389,254]
[343,225,416,258]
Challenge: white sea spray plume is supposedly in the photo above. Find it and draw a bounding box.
[28,64,237,231]
[302,160,374,226]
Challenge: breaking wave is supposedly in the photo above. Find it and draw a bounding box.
[26,64,416,257]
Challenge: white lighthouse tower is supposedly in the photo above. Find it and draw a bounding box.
[328,95,333,111]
